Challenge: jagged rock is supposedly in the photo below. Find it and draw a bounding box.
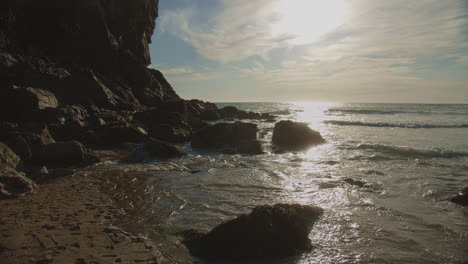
[144,138,185,158]
[451,187,468,207]
[1,134,32,161]
[0,142,20,169]
[0,168,36,199]
[182,204,323,259]
[272,120,325,151]
[0,86,58,122]
[94,125,149,147]
[148,124,191,143]
[40,105,88,125]
[192,122,263,154]
[199,110,221,121]
[218,106,275,120]
[134,109,190,130]
[65,70,118,108]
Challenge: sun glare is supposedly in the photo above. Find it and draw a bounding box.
[273,0,347,44]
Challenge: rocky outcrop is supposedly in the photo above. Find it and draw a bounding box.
[192,122,263,154]
[0,168,36,199]
[272,120,325,151]
[182,204,323,259]
[451,187,468,207]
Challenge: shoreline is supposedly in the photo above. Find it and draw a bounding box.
[0,155,194,264]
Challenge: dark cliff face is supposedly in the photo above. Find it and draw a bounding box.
[1,0,158,67]
[0,0,180,110]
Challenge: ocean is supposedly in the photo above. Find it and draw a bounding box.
[120,103,468,264]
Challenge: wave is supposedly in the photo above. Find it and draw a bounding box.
[354,144,468,159]
[324,120,468,129]
[326,108,403,115]
[268,110,291,115]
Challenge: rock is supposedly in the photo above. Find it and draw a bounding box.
[2,134,32,161]
[94,125,149,147]
[451,187,468,207]
[40,105,88,125]
[144,138,185,158]
[148,124,191,143]
[272,120,325,150]
[27,166,49,181]
[0,86,58,122]
[0,168,36,199]
[192,122,263,154]
[39,141,86,168]
[199,110,221,121]
[182,204,323,259]
[344,178,367,188]
[65,70,118,108]
[0,142,20,169]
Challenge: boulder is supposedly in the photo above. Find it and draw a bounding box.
[0,86,58,122]
[0,168,36,199]
[0,143,20,169]
[144,138,185,158]
[94,125,149,147]
[148,124,191,143]
[199,110,221,121]
[182,204,323,259]
[2,134,32,161]
[451,187,468,207]
[272,120,325,150]
[39,141,86,168]
[40,105,88,125]
[192,122,263,154]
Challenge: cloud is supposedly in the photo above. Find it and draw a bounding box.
[457,56,468,65]
[158,0,468,102]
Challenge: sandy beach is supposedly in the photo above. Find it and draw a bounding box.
[0,158,194,264]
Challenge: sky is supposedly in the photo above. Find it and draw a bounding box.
[149,0,468,103]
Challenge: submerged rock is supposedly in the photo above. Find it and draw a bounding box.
[451,187,468,207]
[0,168,36,199]
[272,120,325,151]
[182,203,323,259]
[192,122,263,154]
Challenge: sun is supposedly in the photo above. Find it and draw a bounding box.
[273,0,347,44]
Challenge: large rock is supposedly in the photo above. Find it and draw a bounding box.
[0,142,20,169]
[451,187,468,207]
[2,134,32,161]
[39,141,86,168]
[192,122,263,154]
[272,120,325,150]
[0,86,58,122]
[144,138,185,159]
[94,125,149,147]
[183,204,323,259]
[0,168,36,199]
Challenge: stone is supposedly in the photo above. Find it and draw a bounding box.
[148,124,191,143]
[0,142,20,169]
[2,134,32,161]
[199,110,221,121]
[192,122,263,154]
[0,86,58,122]
[39,141,86,168]
[0,168,36,199]
[182,204,323,259]
[94,125,149,147]
[144,138,185,158]
[451,187,468,207]
[272,120,325,150]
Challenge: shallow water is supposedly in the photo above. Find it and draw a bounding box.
[118,103,468,263]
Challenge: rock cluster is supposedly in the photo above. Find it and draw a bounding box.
[182,203,323,259]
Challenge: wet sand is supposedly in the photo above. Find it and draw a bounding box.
[0,158,194,264]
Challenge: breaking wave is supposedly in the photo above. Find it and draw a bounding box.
[353,144,468,159]
[324,120,468,129]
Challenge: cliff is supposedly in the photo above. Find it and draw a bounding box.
[0,0,180,110]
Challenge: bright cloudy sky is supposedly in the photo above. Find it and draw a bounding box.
[149,0,468,103]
